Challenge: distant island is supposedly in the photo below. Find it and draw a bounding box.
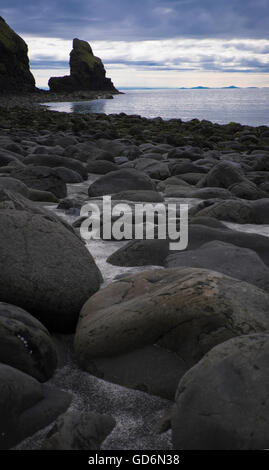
[178,85,258,90]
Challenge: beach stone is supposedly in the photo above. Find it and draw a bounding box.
[42,411,116,450]
[10,166,67,198]
[179,173,205,185]
[159,176,191,188]
[131,158,170,180]
[251,199,269,224]
[97,139,127,155]
[172,334,269,450]
[111,190,164,202]
[228,180,267,200]
[32,145,64,156]
[187,224,269,267]
[171,162,207,175]
[140,152,165,161]
[0,176,30,198]
[0,208,102,332]
[28,189,58,203]
[86,160,118,174]
[107,239,169,267]
[200,161,245,188]
[0,151,20,166]
[165,241,269,291]
[74,268,269,398]
[54,166,83,184]
[252,153,269,171]
[88,169,156,197]
[192,198,269,224]
[0,302,57,381]
[164,186,232,199]
[167,148,202,161]
[0,188,73,233]
[260,182,269,194]
[56,135,78,148]
[190,216,228,229]
[247,170,269,185]
[23,154,88,180]
[0,363,71,450]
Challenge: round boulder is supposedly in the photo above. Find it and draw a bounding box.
[165,241,269,291]
[88,169,156,197]
[10,166,67,198]
[0,209,102,332]
[0,363,71,449]
[74,268,269,398]
[0,302,57,381]
[172,334,269,449]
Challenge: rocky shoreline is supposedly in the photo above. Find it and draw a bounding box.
[0,89,120,110]
[1,98,269,450]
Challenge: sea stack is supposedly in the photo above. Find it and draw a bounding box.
[0,17,35,93]
[49,38,117,93]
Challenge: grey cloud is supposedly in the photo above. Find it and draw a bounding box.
[1,0,269,41]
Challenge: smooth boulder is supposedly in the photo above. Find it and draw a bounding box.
[0,208,102,332]
[165,241,269,291]
[10,166,67,198]
[172,334,269,449]
[0,302,57,381]
[23,155,88,180]
[187,224,269,267]
[0,363,71,449]
[88,169,156,197]
[75,268,269,398]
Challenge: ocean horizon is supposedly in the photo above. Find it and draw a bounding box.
[45,87,269,127]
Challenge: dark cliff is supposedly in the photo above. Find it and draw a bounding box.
[0,17,35,93]
[49,38,117,93]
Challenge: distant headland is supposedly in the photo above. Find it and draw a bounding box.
[178,86,258,89]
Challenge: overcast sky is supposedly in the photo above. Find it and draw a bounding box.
[2,0,269,87]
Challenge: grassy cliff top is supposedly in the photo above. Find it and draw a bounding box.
[0,17,27,53]
[70,38,104,72]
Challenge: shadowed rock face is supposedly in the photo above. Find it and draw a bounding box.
[49,38,117,93]
[0,17,35,93]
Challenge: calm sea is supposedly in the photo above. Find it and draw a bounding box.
[45,88,269,127]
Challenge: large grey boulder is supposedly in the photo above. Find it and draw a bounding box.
[0,176,30,198]
[86,160,118,174]
[192,198,269,224]
[23,155,88,180]
[0,302,57,381]
[0,363,71,449]
[0,207,102,332]
[172,334,269,450]
[199,161,245,188]
[0,188,72,233]
[130,158,171,180]
[74,268,269,398]
[165,241,269,291]
[10,166,67,198]
[111,190,164,202]
[88,169,156,197]
[107,239,169,267]
[228,180,267,200]
[187,224,269,267]
[164,186,232,199]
